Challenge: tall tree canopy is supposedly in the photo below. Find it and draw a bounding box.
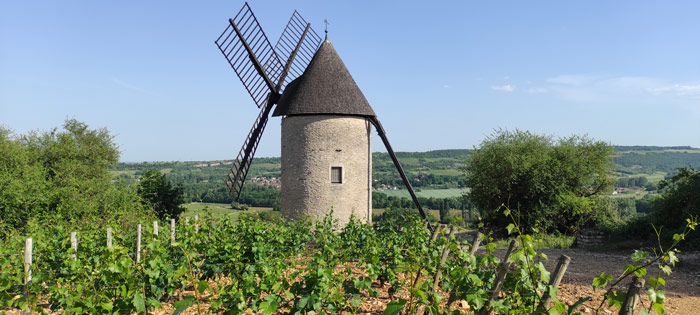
[138,169,185,220]
[464,129,613,233]
[0,119,147,232]
[651,167,700,246]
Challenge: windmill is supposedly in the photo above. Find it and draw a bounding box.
[216,2,432,230]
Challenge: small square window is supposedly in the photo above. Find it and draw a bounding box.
[331,167,342,183]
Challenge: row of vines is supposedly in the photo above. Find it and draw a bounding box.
[1,208,695,314]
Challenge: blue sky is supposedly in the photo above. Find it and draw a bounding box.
[2,1,699,162]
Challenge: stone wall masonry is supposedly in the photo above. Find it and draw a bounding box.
[575,229,607,247]
[280,115,372,227]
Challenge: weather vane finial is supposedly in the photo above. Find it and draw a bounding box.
[324,19,329,40]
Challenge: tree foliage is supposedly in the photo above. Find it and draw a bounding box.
[650,167,700,246]
[0,119,148,233]
[464,129,613,233]
[138,169,185,220]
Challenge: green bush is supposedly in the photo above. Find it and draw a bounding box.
[0,120,152,235]
[138,169,185,220]
[230,202,249,210]
[649,167,700,248]
[257,210,282,223]
[464,129,613,234]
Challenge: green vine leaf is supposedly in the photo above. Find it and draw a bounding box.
[383,299,406,315]
[631,250,649,262]
[133,293,145,312]
[506,224,516,235]
[173,296,195,315]
[567,297,590,314]
[592,273,612,289]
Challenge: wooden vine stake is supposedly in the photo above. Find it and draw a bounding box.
[107,227,113,248]
[70,232,77,261]
[539,254,571,309]
[432,226,456,291]
[171,218,176,243]
[619,276,645,315]
[153,221,159,240]
[136,224,142,263]
[470,232,483,255]
[447,231,483,307]
[479,239,518,315]
[23,238,32,315]
[195,215,199,234]
[430,224,443,242]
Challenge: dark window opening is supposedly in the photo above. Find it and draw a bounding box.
[331,167,342,183]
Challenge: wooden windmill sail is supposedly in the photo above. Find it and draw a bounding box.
[215,2,432,230]
[215,3,322,200]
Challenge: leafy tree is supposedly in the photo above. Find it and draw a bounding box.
[635,195,653,214]
[138,169,185,220]
[650,167,700,246]
[464,129,613,233]
[0,120,148,232]
[0,127,47,229]
[615,198,637,219]
[439,198,450,224]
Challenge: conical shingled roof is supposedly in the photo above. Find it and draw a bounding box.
[272,40,376,117]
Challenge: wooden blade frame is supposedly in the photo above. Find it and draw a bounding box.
[215,2,282,108]
[216,2,320,200]
[273,10,323,91]
[370,116,434,232]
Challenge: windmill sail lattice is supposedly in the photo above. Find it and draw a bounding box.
[273,11,323,90]
[215,3,283,108]
[216,2,322,200]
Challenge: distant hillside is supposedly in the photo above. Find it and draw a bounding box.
[113,146,699,205]
[614,145,695,152]
[612,147,700,174]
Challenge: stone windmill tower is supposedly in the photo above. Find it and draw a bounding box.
[215,3,431,228]
[272,40,375,225]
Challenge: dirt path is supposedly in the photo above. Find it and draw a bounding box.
[537,248,700,314]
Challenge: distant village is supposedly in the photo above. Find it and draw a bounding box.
[193,161,233,167]
[372,183,400,191]
[248,176,281,188]
[194,160,401,191]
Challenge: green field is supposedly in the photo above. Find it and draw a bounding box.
[613,171,667,184]
[610,190,656,200]
[426,169,462,176]
[372,208,463,219]
[183,202,273,219]
[378,188,467,199]
[641,171,668,184]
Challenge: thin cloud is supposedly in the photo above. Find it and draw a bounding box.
[112,77,148,93]
[546,74,600,86]
[648,84,700,98]
[527,87,548,94]
[491,84,515,92]
[534,74,700,106]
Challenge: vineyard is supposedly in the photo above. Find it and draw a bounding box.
[1,209,695,315]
